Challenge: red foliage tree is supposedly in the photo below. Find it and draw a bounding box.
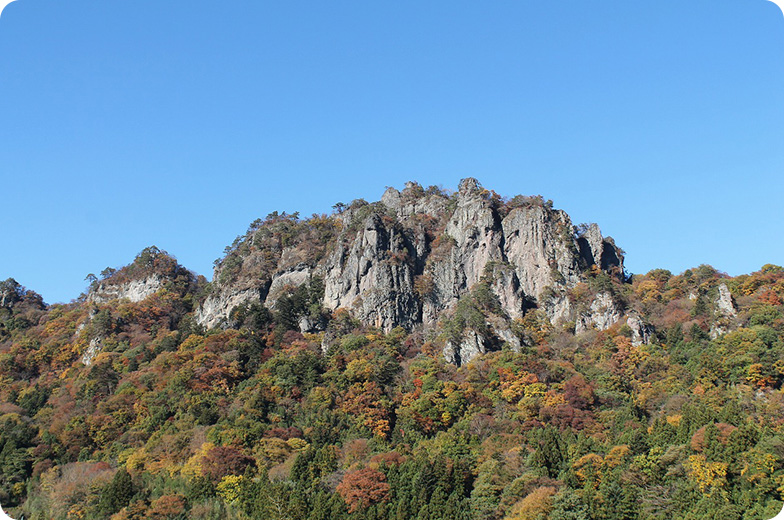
[564,374,596,409]
[146,494,186,519]
[690,423,737,452]
[201,446,255,482]
[336,467,391,513]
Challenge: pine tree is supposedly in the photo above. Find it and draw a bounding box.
[98,467,135,516]
[531,426,566,478]
[549,488,589,520]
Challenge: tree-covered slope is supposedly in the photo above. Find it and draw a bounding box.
[0,181,783,520]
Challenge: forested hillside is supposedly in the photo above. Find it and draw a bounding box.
[1,180,783,520]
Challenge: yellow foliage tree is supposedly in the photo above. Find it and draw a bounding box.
[573,454,603,487]
[181,442,215,480]
[504,486,557,520]
[686,454,728,493]
[217,475,245,505]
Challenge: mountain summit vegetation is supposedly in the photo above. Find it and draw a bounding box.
[1,179,783,520]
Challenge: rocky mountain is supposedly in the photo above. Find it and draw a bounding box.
[25,180,657,367]
[2,180,783,520]
[85,246,198,304]
[192,178,629,364]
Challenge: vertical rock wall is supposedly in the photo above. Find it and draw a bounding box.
[196,179,626,348]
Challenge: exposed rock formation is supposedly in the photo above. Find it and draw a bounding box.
[196,286,267,329]
[87,275,165,304]
[715,283,737,318]
[0,278,45,310]
[322,212,420,331]
[196,212,337,328]
[577,223,623,272]
[626,312,653,346]
[502,205,581,299]
[381,181,449,220]
[422,179,508,323]
[487,263,527,322]
[81,338,102,366]
[0,279,23,308]
[444,329,489,366]
[575,293,624,334]
[196,179,626,364]
[267,265,311,308]
[710,283,738,339]
[85,247,196,305]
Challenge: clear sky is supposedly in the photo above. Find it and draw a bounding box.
[0,1,782,304]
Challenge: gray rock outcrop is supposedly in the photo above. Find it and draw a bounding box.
[0,279,23,308]
[84,248,196,307]
[423,179,508,322]
[626,312,653,346]
[715,283,737,318]
[267,265,311,309]
[710,283,738,339]
[381,182,450,220]
[196,178,626,365]
[575,293,624,334]
[81,338,102,366]
[196,286,267,329]
[577,223,623,271]
[87,275,165,304]
[322,212,420,330]
[444,329,488,366]
[503,205,581,299]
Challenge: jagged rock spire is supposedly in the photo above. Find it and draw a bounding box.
[196,180,625,363]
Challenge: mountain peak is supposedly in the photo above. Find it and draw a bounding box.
[85,246,195,304]
[197,180,625,363]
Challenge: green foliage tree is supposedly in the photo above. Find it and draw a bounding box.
[531,427,566,478]
[98,467,135,516]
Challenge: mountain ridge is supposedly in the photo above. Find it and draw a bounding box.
[1,179,783,519]
[190,178,626,364]
[0,179,743,368]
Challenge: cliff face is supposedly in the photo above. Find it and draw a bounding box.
[195,179,626,363]
[322,212,420,331]
[87,275,167,304]
[85,247,196,305]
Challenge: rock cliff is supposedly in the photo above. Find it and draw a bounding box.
[710,282,738,339]
[87,275,166,304]
[196,179,628,363]
[86,247,196,305]
[322,212,420,331]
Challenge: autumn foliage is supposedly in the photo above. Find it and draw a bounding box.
[0,238,784,519]
[336,467,391,512]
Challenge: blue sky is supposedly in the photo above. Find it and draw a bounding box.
[0,1,783,304]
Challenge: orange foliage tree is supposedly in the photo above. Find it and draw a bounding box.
[336,467,391,513]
